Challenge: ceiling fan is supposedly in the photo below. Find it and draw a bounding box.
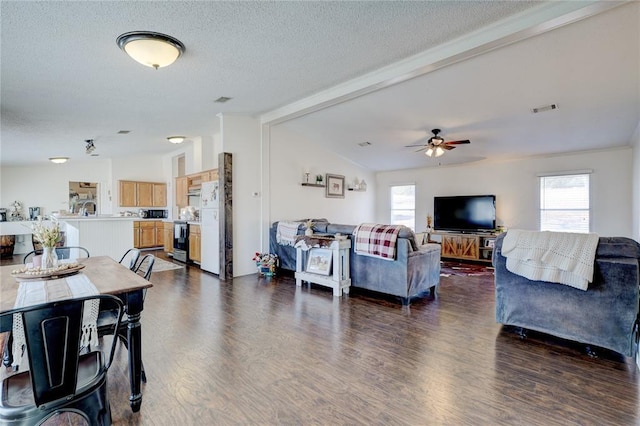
[406,129,470,157]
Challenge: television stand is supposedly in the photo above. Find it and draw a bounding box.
[432,231,496,263]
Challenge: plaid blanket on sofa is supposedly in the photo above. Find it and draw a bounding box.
[353,223,404,260]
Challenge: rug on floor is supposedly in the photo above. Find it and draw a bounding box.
[440,261,494,277]
[152,257,184,272]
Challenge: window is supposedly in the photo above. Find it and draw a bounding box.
[539,173,590,233]
[390,185,415,230]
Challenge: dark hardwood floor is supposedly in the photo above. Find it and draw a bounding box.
[2,252,639,425]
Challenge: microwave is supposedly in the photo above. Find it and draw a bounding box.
[139,209,168,219]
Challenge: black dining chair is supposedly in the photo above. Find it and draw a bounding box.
[119,248,141,271]
[97,254,154,383]
[23,246,90,264]
[134,254,155,281]
[0,295,123,425]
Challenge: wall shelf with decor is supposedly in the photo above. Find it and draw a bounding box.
[301,183,325,188]
[347,179,367,192]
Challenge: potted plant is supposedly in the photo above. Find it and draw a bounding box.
[315,174,323,184]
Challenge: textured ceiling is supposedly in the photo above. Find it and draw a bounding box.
[280,2,640,170]
[1,1,637,171]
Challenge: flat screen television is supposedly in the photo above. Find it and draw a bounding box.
[434,195,496,232]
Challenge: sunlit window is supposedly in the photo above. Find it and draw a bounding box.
[390,185,415,230]
[540,173,590,233]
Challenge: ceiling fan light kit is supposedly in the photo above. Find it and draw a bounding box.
[408,128,471,158]
[117,31,185,70]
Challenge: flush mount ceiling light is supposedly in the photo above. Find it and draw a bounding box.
[49,157,69,164]
[85,139,96,154]
[167,136,186,144]
[117,31,185,70]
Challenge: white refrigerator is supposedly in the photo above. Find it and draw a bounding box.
[200,180,220,274]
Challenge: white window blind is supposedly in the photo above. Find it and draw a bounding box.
[390,185,415,231]
[540,173,590,233]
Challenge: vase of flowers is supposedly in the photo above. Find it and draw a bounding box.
[252,252,279,277]
[30,218,62,269]
[41,246,59,270]
[304,219,315,236]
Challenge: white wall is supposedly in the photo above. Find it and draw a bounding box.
[1,159,112,217]
[632,122,640,242]
[269,125,376,225]
[376,148,633,237]
[218,114,262,277]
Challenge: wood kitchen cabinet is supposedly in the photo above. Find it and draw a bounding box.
[188,224,201,263]
[133,220,164,249]
[119,181,137,207]
[152,183,167,207]
[163,222,173,253]
[119,180,167,207]
[176,176,188,209]
[137,182,153,207]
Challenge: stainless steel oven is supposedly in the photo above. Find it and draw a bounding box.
[173,221,189,263]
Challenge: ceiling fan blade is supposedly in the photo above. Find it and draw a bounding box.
[405,143,427,148]
[445,139,471,145]
[442,145,455,151]
[414,146,427,153]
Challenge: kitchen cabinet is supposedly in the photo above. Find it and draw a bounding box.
[176,176,188,209]
[119,180,167,207]
[204,170,218,182]
[153,183,167,207]
[119,181,137,207]
[188,224,201,263]
[176,169,217,209]
[133,220,164,249]
[163,222,173,253]
[137,182,153,207]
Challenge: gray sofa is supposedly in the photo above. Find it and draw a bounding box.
[269,220,441,305]
[493,232,640,357]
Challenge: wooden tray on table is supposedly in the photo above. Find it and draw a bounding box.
[10,263,85,281]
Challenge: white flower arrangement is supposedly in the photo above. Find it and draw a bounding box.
[29,218,62,248]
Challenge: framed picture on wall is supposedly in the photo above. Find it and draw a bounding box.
[306,248,333,275]
[325,174,345,198]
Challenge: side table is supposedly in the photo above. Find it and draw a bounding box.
[295,238,351,296]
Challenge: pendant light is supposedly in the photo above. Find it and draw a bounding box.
[117,31,185,70]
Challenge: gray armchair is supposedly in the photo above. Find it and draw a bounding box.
[493,233,640,357]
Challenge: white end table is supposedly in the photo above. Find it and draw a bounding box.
[295,238,351,296]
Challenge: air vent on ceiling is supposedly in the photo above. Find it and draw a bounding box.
[531,103,558,114]
[215,96,232,103]
[358,141,372,147]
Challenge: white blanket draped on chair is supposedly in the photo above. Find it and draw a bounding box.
[502,229,599,290]
[12,274,100,367]
[276,221,302,247]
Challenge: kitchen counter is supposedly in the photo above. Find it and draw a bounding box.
[62,218,135,261]
[1,217,138,259]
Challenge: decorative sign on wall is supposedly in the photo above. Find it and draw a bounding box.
[325,174,345,199]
